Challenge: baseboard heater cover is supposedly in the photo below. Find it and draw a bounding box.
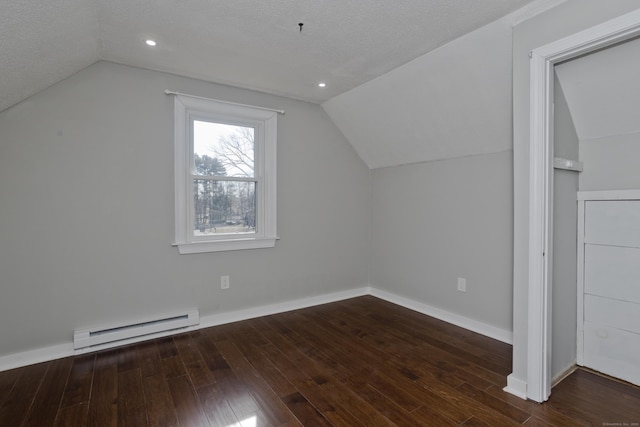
[73,309,199,350]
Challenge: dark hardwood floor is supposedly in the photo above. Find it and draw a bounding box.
[1,296,639,426]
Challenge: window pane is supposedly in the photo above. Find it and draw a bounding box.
[193,179,256,236]
[193,120,254,177]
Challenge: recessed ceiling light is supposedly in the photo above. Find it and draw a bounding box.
[318,82,327,88]
[145,39,157,47]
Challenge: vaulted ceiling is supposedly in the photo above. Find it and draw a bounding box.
[2,0,538,114]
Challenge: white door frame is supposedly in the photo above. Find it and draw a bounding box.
[527,9,640,403]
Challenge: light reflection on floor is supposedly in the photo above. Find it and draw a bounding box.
[227,415,257,427]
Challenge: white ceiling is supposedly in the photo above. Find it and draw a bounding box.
[1,0,538,113]
[555,36,640,141]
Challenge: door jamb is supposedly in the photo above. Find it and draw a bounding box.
[527,9,640,403]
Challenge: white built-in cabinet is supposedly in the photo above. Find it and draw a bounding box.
[577,190,640,386]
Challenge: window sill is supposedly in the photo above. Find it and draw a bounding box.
[173,237,278,254]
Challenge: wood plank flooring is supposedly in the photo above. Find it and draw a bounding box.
[1,296,639,426]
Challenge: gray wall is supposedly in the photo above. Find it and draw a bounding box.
[580,132,640,190]
[512,0,640,390]
[0,61,370,358]
[326,9,521,340]
[370,151,514,332]
[551,75,579,381]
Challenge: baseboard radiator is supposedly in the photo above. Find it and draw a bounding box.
[73,309,199,350]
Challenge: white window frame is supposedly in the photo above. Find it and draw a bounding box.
[171,93,278,254]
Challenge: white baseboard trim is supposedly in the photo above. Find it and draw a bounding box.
[199,287,371,329]
[504,374,528,400]
[368,288,513,344]
[0,325,212,372]
[0,285,514,372]
[0,287,370,372]
[552,363,577,387]
[0,342,74,373]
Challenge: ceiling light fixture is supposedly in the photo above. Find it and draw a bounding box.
[318,82,327,88]
[145,39,157,47]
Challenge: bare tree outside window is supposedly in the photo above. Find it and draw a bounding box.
[211,126,255,177]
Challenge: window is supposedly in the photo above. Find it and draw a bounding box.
[171,93,278,254]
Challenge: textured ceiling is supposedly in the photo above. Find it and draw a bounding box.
[0,0,99,113]
[1,0,537,112]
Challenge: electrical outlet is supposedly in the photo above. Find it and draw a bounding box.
[457,277,467,292]
[221,275,230,290]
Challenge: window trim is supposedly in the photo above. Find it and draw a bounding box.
[171,92,278,254]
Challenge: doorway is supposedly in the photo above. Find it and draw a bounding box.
[527,9,640,402]
[551,35,640,388]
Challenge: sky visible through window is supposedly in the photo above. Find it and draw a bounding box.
[193,120,254,177]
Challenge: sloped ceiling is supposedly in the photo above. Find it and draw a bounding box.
[555,36,640,141]
[0,0,99,114]
[322,13,518,169]
[322,0,568,169]
[1,0,539,114]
